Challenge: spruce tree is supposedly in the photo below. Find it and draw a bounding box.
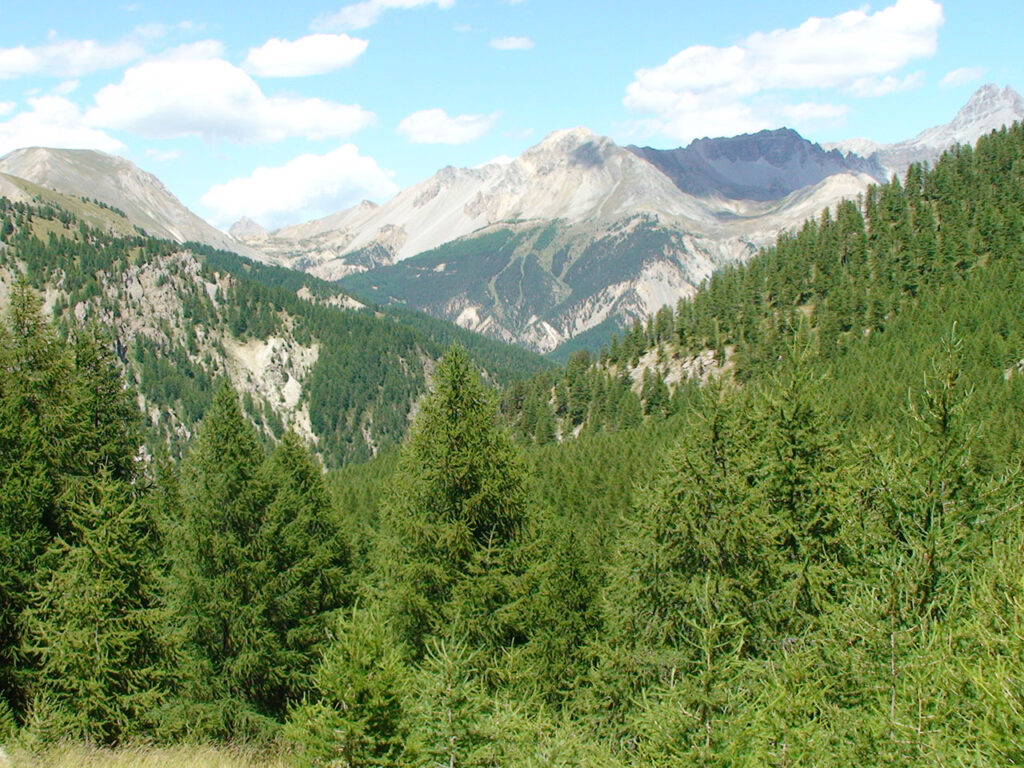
[256,430,351,711]
[285,606,408,768]
[165,387,350,736]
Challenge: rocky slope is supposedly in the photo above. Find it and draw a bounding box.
[828,84,1024,177]
[0,147,267,262]
[628,128,886,201]
[3,86,1020,356]
[0,197,549,465]
[241,125,885,352]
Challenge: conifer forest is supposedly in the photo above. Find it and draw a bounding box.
[2,124,1024,766]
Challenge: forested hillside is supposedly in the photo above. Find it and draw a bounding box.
[2,123,1024,766]
[0,203,549,466]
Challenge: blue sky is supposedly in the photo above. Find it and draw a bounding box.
[0,0,1019,230]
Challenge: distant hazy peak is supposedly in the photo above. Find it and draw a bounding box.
[229,216,268,238]
[827,84,1024,177]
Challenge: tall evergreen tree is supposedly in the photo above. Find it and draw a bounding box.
[380,346,527,656]
[164,387,352,737]
[21,473,170,744]
[162,380,274,737]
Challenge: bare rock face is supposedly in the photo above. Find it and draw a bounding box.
[0,147,270,263]
[828,84,1024,177]
[628,128,887,201]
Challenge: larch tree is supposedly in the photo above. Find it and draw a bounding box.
[379,345,527,657]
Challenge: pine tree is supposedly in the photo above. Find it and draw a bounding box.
[407,637,492,768]
[596,382,768,724]
[165,391,353,739]
[255,431,352,711]
[0,281,143,722]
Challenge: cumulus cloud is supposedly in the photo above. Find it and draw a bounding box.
[151,40,227,61]
[940,66,986,87]
[0,38,144,79]
[243,34,368,77]
[490,36,534,51]
[625,0,943,141]
[0,95,124,155]
[397,108,498,144]
[200,144,398,228]
[314,0,454,31]
[86,58,375,142]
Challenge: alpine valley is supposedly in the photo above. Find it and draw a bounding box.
[1,85,1021,358]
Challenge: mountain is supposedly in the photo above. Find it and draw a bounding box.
[627,128,886,201]
[0,195,549,466]
[828,84,1024,176]
[329,86,1024,354]
[239,127,713,279]
[235,126,879,353]
[0,147,267,262]
[3,87,1020,357]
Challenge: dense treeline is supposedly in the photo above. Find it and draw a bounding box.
[2,123,1024,765]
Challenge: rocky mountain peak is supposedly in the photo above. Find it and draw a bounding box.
[229,216,268,239]
[629,128,884,202]
[0,147,269,263]
[948,84,1024,136]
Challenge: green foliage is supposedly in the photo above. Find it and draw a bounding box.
[406,637,492,768]
[162,383,350,738]
[285,606,407,768]
[21,475,169,745]
[4,120,1024,765]
[380,346,527,655]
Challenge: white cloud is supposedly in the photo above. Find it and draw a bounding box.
[0,95,124,156]
[625,0,943,141]
[243,34,368,77]
[0,102,15,117]
[397,108,498,144]
[940,66,986,88]
[52,79,80,95]
[0,38,144,79]
[490,36,534,51]
[847,71,925,98]
[778,102,850,124]
[86,58,375,142]
[314,0,454,31]
[200,144,398,228]
[151,40,227,61]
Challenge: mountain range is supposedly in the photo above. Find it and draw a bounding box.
[1,84,1021,355]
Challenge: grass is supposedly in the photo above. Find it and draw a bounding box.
[1,743,289,768]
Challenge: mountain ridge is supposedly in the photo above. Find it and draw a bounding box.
[1,85,1020,354]
[0,147,269,263]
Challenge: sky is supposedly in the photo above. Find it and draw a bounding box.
[0,0,1020,231]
